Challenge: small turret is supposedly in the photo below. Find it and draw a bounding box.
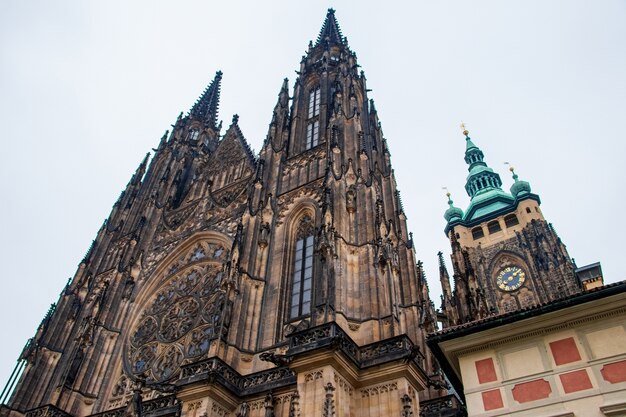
[443,192,463,223]
[509,166,532,197]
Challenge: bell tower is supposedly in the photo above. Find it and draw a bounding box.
[439,126,584,327]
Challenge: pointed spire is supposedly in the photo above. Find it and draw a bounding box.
[225,114,257,165]
[460,126,503,198]
[315,8,345,46]
[279,78,289,106]
[189,70,222,129]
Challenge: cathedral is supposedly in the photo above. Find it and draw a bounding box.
[0,8,616,417]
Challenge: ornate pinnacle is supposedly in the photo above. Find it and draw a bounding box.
[315,8,345,46]
[189,70,222,130]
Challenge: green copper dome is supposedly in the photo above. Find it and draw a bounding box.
[443,127,541,235]
[444,194,464,222]
[509,168,532,197]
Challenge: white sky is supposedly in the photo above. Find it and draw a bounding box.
[1,0,624,391]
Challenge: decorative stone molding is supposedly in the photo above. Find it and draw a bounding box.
[333,373,353,396]
[287,322,425,370]
[360,381,398,398]
[304,370,323,382]
[178,358,296,396]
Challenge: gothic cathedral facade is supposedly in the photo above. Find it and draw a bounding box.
[1,9,601,417]
[1,10,452,417]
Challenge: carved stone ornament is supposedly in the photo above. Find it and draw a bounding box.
[125,239,231,383]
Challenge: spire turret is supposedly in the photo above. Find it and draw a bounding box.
[461,126,503,198]
[189,70,222,129]
[443,192,463,222]
[315,8,345,47]
[509,166,532,197]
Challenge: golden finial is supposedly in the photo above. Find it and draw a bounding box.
[504,162,514,173]
[460,121,469,137]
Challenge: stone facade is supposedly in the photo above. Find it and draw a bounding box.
[0,10,453,417]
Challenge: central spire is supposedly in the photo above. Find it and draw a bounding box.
[315,8,345,46]
[462,127,503,198]
[189,70,222,130]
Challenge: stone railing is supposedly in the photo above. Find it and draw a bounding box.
[88,395,180,417]
[25,405,72,417]
[287,322,426,371]
[179,358,296,396]
[419,394,466,417]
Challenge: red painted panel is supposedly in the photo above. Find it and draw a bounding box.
[601,360,626,384]
[482,389,504,411]
[549,337,581,365]
[476,358,498,384]
[560,369,592,393]
[512,379,551,403]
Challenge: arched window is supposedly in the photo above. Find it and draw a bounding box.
[188,128,199,141]
[504,214,519,227]
[472,226,484,240]
[290,216,315,318]
[526,207,531,214]
[305,87,321,150]
[488,220,502,234]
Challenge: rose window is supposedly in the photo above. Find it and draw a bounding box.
[125,241,229,383]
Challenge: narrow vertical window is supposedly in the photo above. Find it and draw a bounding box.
[306,120,319,149]
[290,216,314,318]
[308,87,320,118]
[305,87,321,150]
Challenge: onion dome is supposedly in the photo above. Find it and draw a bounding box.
[444,192,464,222]
[509,167,532,197]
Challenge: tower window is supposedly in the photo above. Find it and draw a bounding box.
[304,87,321,150]
[504,214,519,227]
[290,217,314,319]
[306,121,319,149]
[188,128,199,141]
[472,227,484,240]
[526,207,532,214]
[308,87,321,118]
[488,220,502,234]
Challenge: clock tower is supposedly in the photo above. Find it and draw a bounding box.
[438,127,586,327]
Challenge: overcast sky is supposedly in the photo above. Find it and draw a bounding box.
[1,0,624,392]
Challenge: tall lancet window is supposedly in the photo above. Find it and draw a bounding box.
[290,216,315,318]
[306,87,321,149]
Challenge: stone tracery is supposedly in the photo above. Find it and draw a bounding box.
[125,240,230,383]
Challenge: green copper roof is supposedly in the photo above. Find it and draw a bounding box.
[444,194,464,222]
[444,131,539,234]
[463,135,503,198]
[509,168,532,197]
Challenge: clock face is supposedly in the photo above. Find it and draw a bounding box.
[496,266,526,291]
